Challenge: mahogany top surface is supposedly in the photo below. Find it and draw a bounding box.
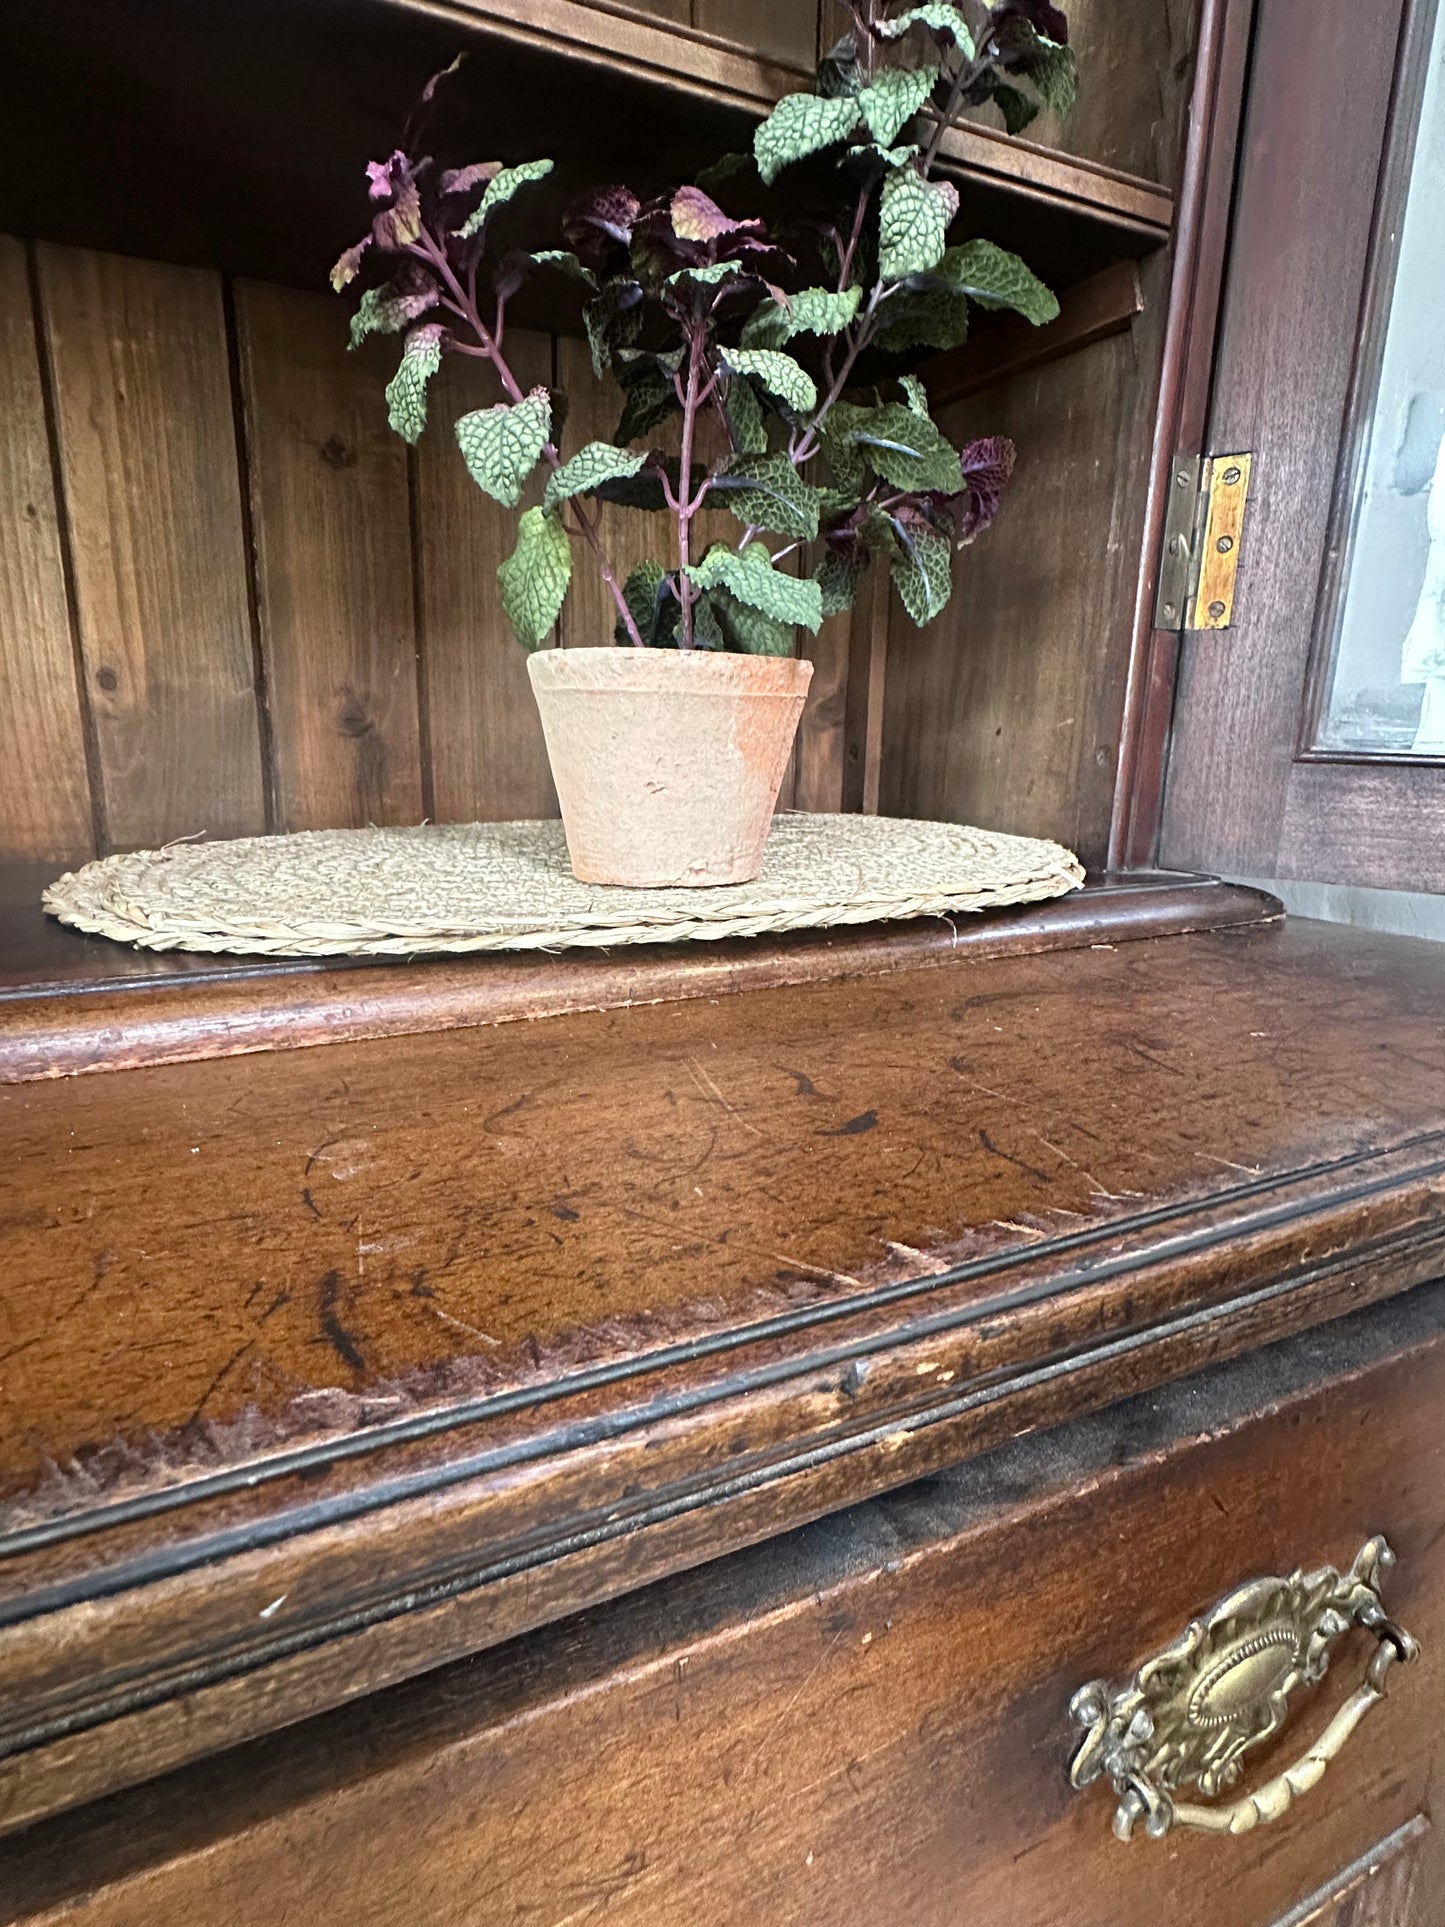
[2,912,1443,1518]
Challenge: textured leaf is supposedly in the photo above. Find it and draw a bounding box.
[456,387,552,506]
[878,167,958,281]
[670,185,751,242]
[438,160,501,199]
[932,434,1017,542]
[615,363,680,444]
[725,373,768,454]
[710,454,823,540]
[543,441,647,510]
[711,587,795,655]
[814,543,869,615]
[826,401,963,492]
[889,519,953,623]
[583,281,642,376]
[874,284,971,353]
[454,158,554,239]
[741,285,861,349]
[719,348,817,413]
[858,64,940,146]
[349,273,439,348]
[330,237,371,292]
[616,561,679,647]
[938,240,1058,323]
[690,592,726,649]
[876,3,975,51]
[898,372,931,417]
[498,507,572,650]
[816,32,863,97]
[993,17,1078,113]
[384,325,445,445]
[529,249,598,287]
[664,260,746,287]
[753,93,861,186]
[991,80,1041,134]
[689,542,823,632]
[994,0,1070,43]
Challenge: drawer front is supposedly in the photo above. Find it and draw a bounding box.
[4,1290,1444,1927]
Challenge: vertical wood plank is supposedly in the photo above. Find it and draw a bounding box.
[236,280,423,831]
[414,336,557,822]
[37,244,265,851]
[841,563,888,813]
[0,238,93,862]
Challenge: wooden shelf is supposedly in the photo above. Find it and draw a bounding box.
[0,0,1175,299]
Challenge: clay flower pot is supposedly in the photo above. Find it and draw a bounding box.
[527,647,814,887]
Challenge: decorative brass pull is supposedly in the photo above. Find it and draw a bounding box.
[1068,1536,1419,1841]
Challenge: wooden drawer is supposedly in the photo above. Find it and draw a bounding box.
[5,1285,1443,1926]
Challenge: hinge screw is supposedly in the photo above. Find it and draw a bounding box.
[1169,535,1184,556]
[1208,599,1226,620]
[1222,465,1242,485]
[1162,601,1177,621]
[1216,534,1234,554]
[1176,470,1191,486]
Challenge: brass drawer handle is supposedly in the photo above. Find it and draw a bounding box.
[1068,1536,1419,1841]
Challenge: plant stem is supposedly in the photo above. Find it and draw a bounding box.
[674,320,707,647]
[414,228,646,647]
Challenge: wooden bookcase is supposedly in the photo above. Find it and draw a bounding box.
[0,0,1198,875]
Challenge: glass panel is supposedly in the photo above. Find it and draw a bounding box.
[1318,0,1445,755]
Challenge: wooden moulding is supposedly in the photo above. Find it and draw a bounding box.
[0,872,1280,1082]
[1,914,1444,1831]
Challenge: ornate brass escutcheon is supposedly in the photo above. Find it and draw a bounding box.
[1068,1536,1419,1841]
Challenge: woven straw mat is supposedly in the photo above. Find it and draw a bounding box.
[43,815,1086,958]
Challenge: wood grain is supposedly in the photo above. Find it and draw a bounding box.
[235,280,423,831]
[0,238,92,862]
[690,0,817,67]
[413,332,556,822]
[1270,1820,1429,1927]
[0,918,1442,1825]
[0,875,1282,1082]
[1159,0,1422,885]
[36,244,265,851]
[881,250,1167,866]
[793,612,851,812]
[3,1292,1442,1925]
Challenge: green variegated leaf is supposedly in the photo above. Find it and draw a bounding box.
[583,282,642,377]
[456,386,552,506]
[384,326,445,445]
[873,284,971,353]
[711,586,795,655]
[543,441,646,510]
[857,63,939,145]
[725,373,768,454]
[350,277,439,348]
[454,158,554,238]
[889,520,953,624]
[898,373,931,417]
[719,348,817,413]
[665,260,746,287]
[710,454,823,540]
[938,240,1059,324]
[689,541,823,631]
[529,249,598,287]
[878,167,958,281]
[831,401,964,492]
[741,285,862,349]
[876,2,974,50]
[819,409,869,492]
[753,92,861,185]
[498,507,572,649]
[814,544,869,615]
[1016,33,1078,113]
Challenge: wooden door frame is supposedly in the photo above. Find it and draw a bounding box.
[1156,0,1445,890]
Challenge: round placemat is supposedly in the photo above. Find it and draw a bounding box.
[43,815,1085,957]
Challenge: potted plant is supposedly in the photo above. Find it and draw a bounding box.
[334,0,1070,886]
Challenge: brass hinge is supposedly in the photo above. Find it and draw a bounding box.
[1153,452,1253,632]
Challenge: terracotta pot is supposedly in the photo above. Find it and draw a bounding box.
[527,646,814,887]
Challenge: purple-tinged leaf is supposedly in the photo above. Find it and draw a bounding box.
[439,161,502,198]
[991,0,1068,45]
[669,185,762,243]
[928,435,1017,542]
[330,236,371,292]
[564,186,642,267]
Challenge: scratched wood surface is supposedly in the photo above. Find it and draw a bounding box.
[3,1290,1443,1925]
[2,917,1443,1507]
